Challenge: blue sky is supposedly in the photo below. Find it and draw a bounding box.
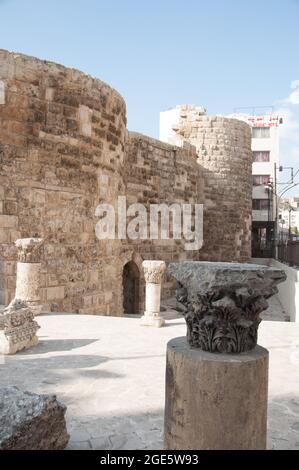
[0,0,299,189]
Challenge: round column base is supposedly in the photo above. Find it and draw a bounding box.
[140,313,165,328]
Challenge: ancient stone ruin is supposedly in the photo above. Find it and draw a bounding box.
[0,298,39,355]
[164,260,286,450]
[0,386,69,450]
[0,49,252,316]
[140,260,166,327]
[168,261,287,353]
[14,237,43,314]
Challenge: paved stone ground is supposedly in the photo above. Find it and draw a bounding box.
[0,306,298,450]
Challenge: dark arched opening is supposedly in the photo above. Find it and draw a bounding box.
[122,261,140,314]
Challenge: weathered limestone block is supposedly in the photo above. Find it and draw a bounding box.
[0,386,69,450]
[15,238,43,314]
[140,260,166,327]
[168,261,286,353]
[0,299,39,355]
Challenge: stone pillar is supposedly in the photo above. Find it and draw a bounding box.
[164,261,286,450]
[164,337,269,450]
[140,260,166,328]
[14,238,43,315]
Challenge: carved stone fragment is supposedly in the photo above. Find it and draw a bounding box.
[0,299,40,355]
[168,261,286,353]
[0,386,69,450]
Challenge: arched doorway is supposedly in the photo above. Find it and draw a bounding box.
[123,261,140,314]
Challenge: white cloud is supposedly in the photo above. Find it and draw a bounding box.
[280,80,299,105]
[276,107,299,140]
[287,89,299,105]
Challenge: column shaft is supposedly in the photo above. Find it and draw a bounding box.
[164,337,269,450]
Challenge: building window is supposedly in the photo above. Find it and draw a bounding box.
[252,175,270,186]
[252,199,269,210]
[252,151,270,162]
[252,127,270,138]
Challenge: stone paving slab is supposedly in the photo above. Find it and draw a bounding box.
[0,311,298,450]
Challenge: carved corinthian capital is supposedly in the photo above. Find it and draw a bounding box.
[142,260,166,284]
[15,238,43,263]
[168,261,286,354]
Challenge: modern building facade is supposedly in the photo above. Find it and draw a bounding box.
[233,113,281,256]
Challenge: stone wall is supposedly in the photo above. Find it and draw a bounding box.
[124,132,204,303]
[170,105,252,262]
[0,50,127,313]
[0,51,252,315]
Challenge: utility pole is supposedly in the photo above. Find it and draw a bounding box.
[288,206,293,241]
[274,162,278,258]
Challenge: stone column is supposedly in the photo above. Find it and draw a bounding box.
[14,238,43,315]
[140,260,166,328]
[164,261,286,450]
[165,338,269,450]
